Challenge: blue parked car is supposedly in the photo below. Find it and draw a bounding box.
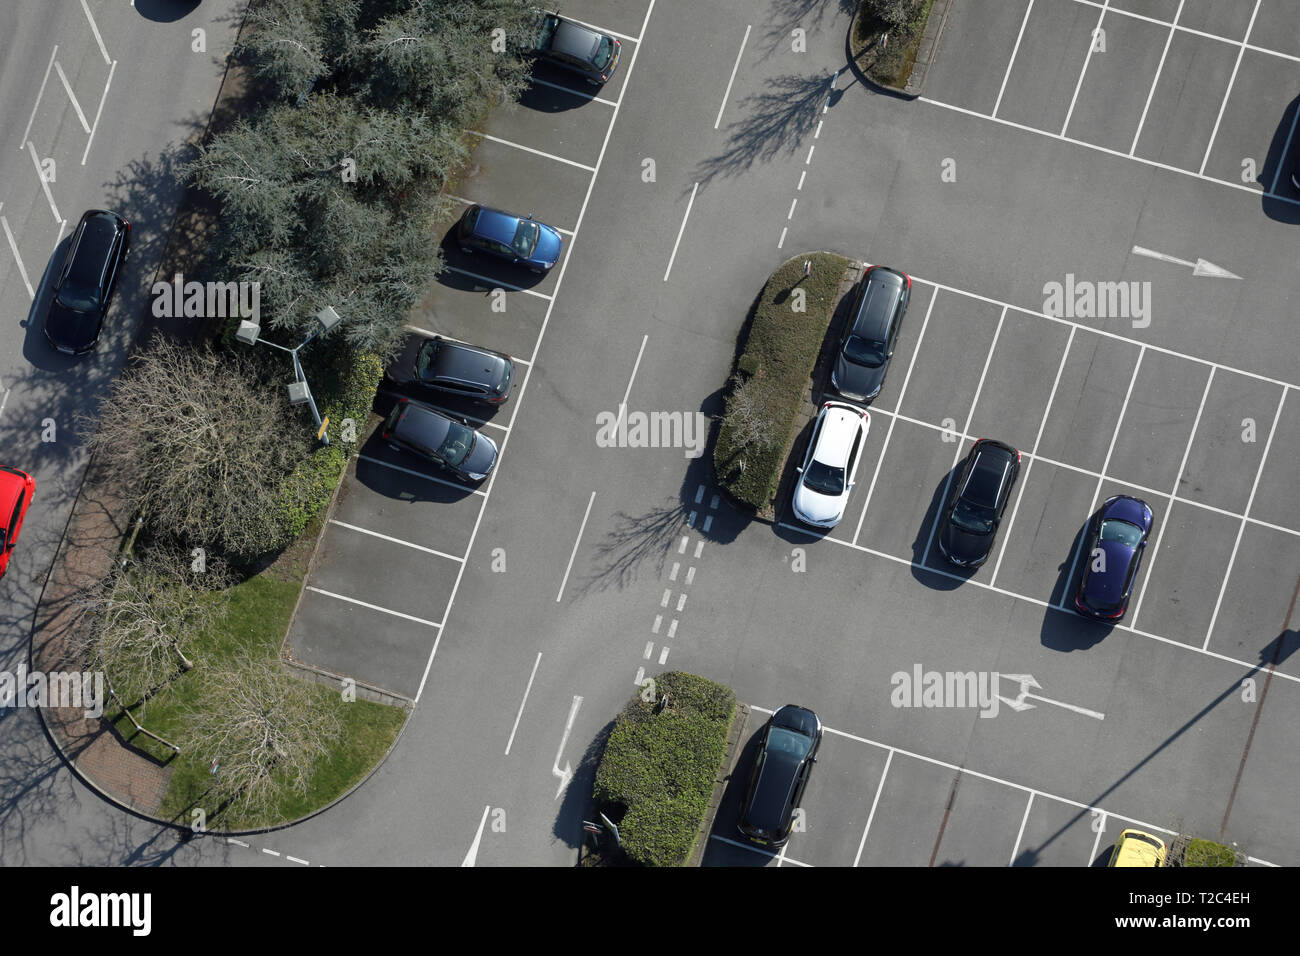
[1074,495,1154,621]
[457,204,563,273]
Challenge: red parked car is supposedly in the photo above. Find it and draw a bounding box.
[0,466,35,579]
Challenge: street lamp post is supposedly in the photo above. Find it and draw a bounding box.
[235,306,342,445]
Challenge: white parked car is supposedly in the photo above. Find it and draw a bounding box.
[791,401,870,528]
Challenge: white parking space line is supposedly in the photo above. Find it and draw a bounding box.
[20,47,58,150]
[918,97,1300,210]
[852,749,894,867]
[906,274,1299,394]
[1,215,35,300]
[1088,815,1107,865]
[663,182,699,282]
[1128,366,1216,629]
[921,307,1007,565]
[53,61,91,132]
[528,76,617,108]
[27,140,61,223]
[1068,0,1297,64]
[79,0,111,65]
[1129,0,1183,156]
[81,60,116,165]
[782,522,1300,685]
[1060,0,1110,136]
[715,24,752,130]
[1198,0,1261,175]
[708,834,813,866]
[852,284,939,547]
[993,0,1034,119]
[305,587,443,628]
[328,519,466,562]
[556,491,596,602]
[440,266,554,300]
[402,325,533,366]
[357,454,489,497]
[464,130,596,172]
[990,325,1076,586]
[1010,792,1035,866]
[504,652,542,755]
[1059,347,1146,604]
[1203,387,1288,650]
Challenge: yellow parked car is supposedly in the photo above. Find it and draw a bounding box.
[1108,829,1168,867]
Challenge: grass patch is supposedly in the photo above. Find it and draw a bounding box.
[1181,838,1238,867]
[593,672,737,867]
[852,0,937,89]
[713,252,849,512]
[106,519,406,830]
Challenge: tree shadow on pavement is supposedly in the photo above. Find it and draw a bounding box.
[757,0,858,59]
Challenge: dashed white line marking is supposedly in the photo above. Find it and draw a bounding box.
[710,495,719,510]
[286,855,309,866]
[797,170,806,190]
[661,589,671,608]
[305,587,444,628]
[694,540,704,558]
[695,485,705,504]
[634,666,645,685]
[658,646,670,665]
[814,119,823,139]
[679,535,689,554]
[663,182,699,282]
[644,641,654,659]
[652,614,662,634]
[556,491,596,602]
[667,619,678,639]
[805,144,815,164]
[687,510,697,527]
[262,848,281,858]
[226,838,249,848]
[686,566,696,585]
[669,562,680,581]
[777,226,787,249]
[786,197,798,220]
[702,515,713,533]
[676,593,687,612]
[504,652,542,755]
[714,24,752,129]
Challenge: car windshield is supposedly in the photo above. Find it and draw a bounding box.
[802,458,845,497]
[593,36,615,69]
[767,727,811,759]
[415,339,439,379]
[1099,518,1143,549]
[951,499,994,534]
[511,220,540,258]
[842,335,886,367]
[56,281,99,312]
[435,421,475,467]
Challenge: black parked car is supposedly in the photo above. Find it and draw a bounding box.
[936,439,1021,568]
[534,13,621,86]
[737,705,822,848]
[832,265,910,403]
[381,398,499,482]
[387,332,515,404]
[44,209,130,354]
[1074,495,1154,621]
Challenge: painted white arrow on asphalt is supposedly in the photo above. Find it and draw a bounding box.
[553,695,583,800]
[997,673,1105,720]
[461,804,491,867]
[1131,246,1241,279]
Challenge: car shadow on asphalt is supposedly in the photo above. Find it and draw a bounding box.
[517,71,603,113]
[1039,518,1112,652]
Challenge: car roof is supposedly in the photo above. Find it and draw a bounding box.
[428,339,507,384]
[812,405,864,468]
[395,402,453,453]
[1114,830,1165,866]
[772,704,820,737]
[962,443,1015,507]
[748,747,802,829]
[551,19,602,60]
[468,206,521,245]
[852,269,905,339]
[1083,540,1135,604]
[67,211,122,282]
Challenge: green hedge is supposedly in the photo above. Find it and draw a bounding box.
[713,253,848,510]
[1182,838,1237,867]
[594,672,737,867]
[275,347,383,539]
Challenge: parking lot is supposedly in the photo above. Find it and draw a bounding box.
[704,705,1278,867]
[924,0,1300,207]
[775,267,1299,679]
[284,4,650,700]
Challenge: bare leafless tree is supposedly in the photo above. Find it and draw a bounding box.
[722,373,775,449]
[70,543,232,706]
[81,337,311,558]
[178,652,344,817]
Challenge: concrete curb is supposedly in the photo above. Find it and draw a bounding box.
[905,0,955,97]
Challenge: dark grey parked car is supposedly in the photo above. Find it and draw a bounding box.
[936,438,1021,568]
[387,333,515,405]
[381,398,499,483]
[44,209,130,355]
[832,265,910,403]
[534,13,621,86]
[737,704,823,848]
